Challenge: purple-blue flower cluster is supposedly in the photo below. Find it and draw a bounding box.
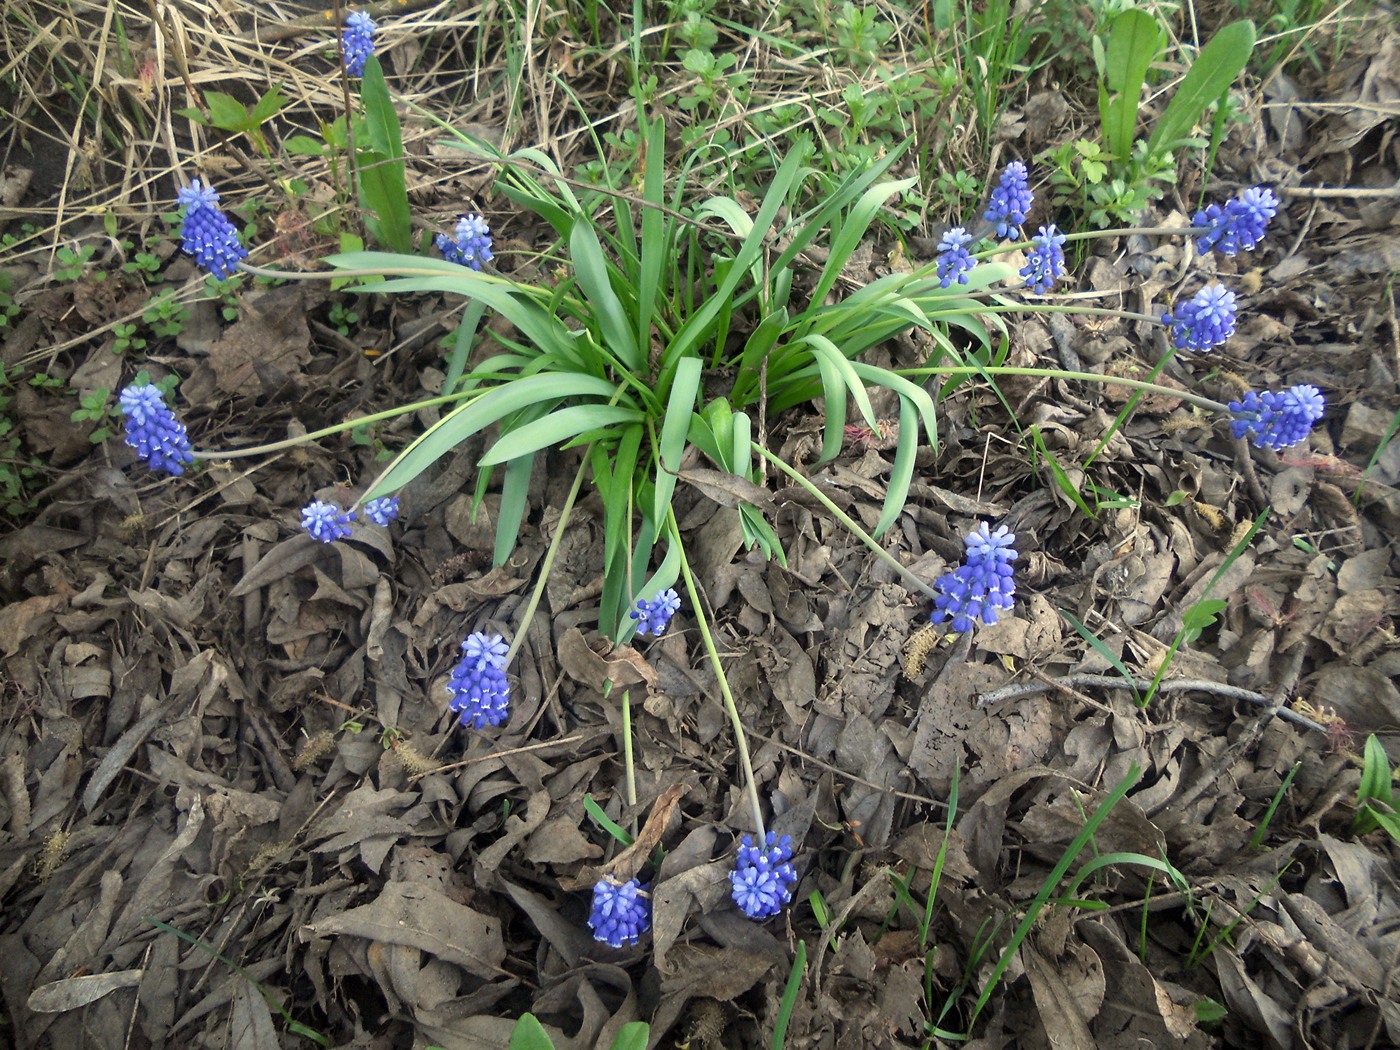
[341,12,376,77]
[177,180,247,281]
[1193,187,1279,256]
[301,500,355,543]
[119,383,195,476]
[935,227,977,288]
[588,877,650,948]
[1163,284,1236,351]
[931,522,1018,633]
[631,588,681,638]
[1229,385,1325,451]
[1020,225,1067,294]
[363,496,399,526]
[447,631,511,729]
[984,161,1033,240]
[435,214,494,271]
[729,832,798,920]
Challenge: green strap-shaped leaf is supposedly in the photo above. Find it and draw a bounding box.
[653,357,702,527]
[1100,10,1162,162]
[871,396,918,537]
[808,177,917,307]
[493,451,536,566]
[479,405,644,465]
[363,374,619,499]
[569,221,642,372]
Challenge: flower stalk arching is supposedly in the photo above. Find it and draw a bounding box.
[667,508,766,840]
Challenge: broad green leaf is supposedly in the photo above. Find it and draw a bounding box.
[508,1013,555,1050]
[357,57,412,252]
[1147,20,1256,158]
[1101,10,1162,162]
[803,334,877,429]
[609,1023,651,1050]
[248,84,286,125]
[849,361,938,447]
[203,91,250,131]
[283,134,326,156]
[479,405,643,466]
[1358,735,1394,809]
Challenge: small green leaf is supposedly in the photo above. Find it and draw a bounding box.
[204,91,251,131]
[283,134,326,156]
[508,1013,556,1050]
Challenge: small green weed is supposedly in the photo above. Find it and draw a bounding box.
[71,388,116,443]
[143,293,190,338]
[53,243,99,282]
[1354,734,1400,841]
[508,1013,647,1050]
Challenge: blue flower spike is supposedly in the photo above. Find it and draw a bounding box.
[730,832,799,920]
[630,588,682,638]
[301,500,356,543]
[177,179,247,281]
[931,522,1018,633]
[935,227,977,288]
[984,161,1034,240]
[1020,225,1067,294]
[435,214,494,271]
[1193,186,1280,257]
[118,383,195,476]
[363,496,400,526]
[342,12,376,77]
[447,631,511,729]
[1163,284,1237,351]
[588,877,651,948]
[1229,385,1325,451]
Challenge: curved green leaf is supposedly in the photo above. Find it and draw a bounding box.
[872,397,918,537]
[653,357,702,526]
[1147,20,1256,157]
[479,405,644,466]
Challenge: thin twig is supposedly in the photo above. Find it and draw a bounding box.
[976,673,1327,734]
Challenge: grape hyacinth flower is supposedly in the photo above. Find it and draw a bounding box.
[1229,385,1325,451]
[729,832,798,920]
[630,588,681,638]
[177,180,247,280]
[446,631,510,729]
[362,496,399,526]
[931,522,1018,633]
[1193,187,1279,257]
[983,160,1033,240]
[341,12,376,77]
[118,383,195,476]
[935,227,977,288]
[1163,284,1236,351]
[588,877,651,948]
[1020,225,1067,294]
[435,214,494,271]
[301,501,355,543]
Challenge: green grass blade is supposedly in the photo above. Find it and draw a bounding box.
[772,940,807,1050]
[1059,609,1140,703]
[584,794,634,845]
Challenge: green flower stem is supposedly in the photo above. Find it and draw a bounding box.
[895,364,1228,414]
[971,226,1199,262]
[668,508,766,839]
[191,388,482,460]
[504,450,590,669]
[752,443,939,601]
[621,689,637,812]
